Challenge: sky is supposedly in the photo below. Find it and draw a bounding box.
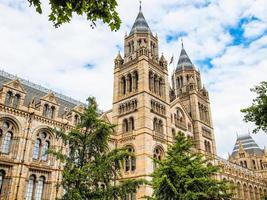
[0,0,267,158]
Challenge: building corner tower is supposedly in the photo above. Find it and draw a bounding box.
[171,43,216,156]
[112,6,170,198]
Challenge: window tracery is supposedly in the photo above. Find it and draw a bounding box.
[32,131,51,161]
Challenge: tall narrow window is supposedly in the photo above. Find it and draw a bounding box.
[33,139,41,159]
[153,118,158,132]
[50,106,55,119]
[41,141,49,161]
[5,91,13,106]
[125,147,136,172]
[25,175,35,200]
[153,147,163,169]
[0,170,5,195]
[74,114,79,125]
[1,131,12,154]
[158,120,163,134]
[129,117,134,131]
[43,104,49,117]
[13,94,20,108]
[123,119,128,133]
[35,176,45,200]
[121,77,126,95]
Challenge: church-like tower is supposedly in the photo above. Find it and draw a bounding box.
[112,5,170,198]
[171,44,216,155]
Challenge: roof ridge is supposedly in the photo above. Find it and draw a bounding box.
[0,69,83,105]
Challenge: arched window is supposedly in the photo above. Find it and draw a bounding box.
[33,139,41,159]
[74,114,80,125]
[5,91,13,106]
[35,176,45,200]
[128,117,134,131]
[41,141,49,161]
[153,146,164,169]
[133,71,138,91]
[252,160,257,169]
[50,106,55,119]
[0,170,5,195]
[153,118,158,132]
[1,131,12,153]
[33,131,51,161]
[123,119,128,133]
[43,104,49,117]
[244,160,247,168]
[1,120,15,154]
[127,74,132,92]
[25,175,35,200]
[125,147,136,172]
[13,94,20,108]
[121,76,126,95]
[158,120,163,134]
[149,71,154,92]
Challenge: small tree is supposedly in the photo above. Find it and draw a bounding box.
[50,97,144,200]
[241,81,267,134]
[27,0,121,30]
[148,132,232,200]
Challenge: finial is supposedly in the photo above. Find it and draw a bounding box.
[181,38,184,49]
[139,0,142,11]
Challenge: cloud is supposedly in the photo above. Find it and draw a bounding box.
[0,0,267,158]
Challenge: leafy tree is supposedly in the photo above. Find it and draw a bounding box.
[241,81,267,133]
[148,132,232,200]
[28,0,121,30]
[50,97,144,200]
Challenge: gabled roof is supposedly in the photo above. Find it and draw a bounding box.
[176,44,194,71]
[0,70,83,115]
[232,133,263,157]
[129,7,151,35]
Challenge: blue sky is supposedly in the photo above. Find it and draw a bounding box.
[0,0,267,157]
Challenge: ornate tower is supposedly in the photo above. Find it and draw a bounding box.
[171,43,216,155]
[112,6,170,198]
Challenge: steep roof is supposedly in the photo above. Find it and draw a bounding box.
[129,7,151,35]
[0,70,83,115]
[232,133,264,157]
[176,44,194,71]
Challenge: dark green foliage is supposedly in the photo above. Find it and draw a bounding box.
[148,132,232,200]
[27,0,121,30]
[49,97,144,200]
[241,81,267,133]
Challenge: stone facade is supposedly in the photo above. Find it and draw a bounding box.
[0,6,266,200]
[0,71,83,200]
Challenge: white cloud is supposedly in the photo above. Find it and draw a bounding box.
[243,20,267,38]
[0,0,267,158]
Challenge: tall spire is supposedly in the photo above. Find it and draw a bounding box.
[129,3,151,35]
[176,41,194,71]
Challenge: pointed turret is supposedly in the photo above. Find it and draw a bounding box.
[129,4,151,35]
[114,51,124,67]
[176,41,194,71]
